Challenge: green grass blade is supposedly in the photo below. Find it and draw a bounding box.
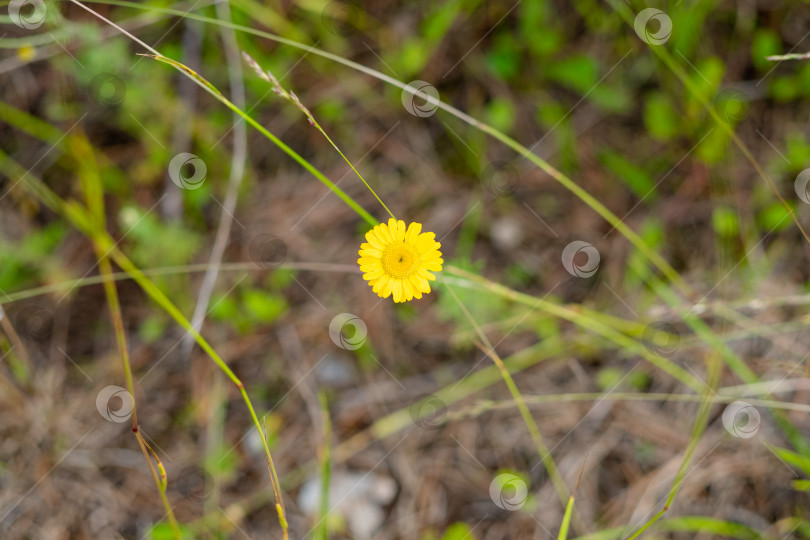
[657,516,766,539]
[558,495,575,540]
[766,444,810,477]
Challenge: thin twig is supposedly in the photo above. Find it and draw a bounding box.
[766,52,810,61]
[182,0,249,358]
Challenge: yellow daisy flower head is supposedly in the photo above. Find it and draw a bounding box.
[358,218,443,303]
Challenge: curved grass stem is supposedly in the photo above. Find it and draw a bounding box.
[75,132,183,539]
[80,0,689,294]
[2,148,290,540]
[106,243,290,540]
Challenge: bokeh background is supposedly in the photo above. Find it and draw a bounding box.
[1,0,810,538]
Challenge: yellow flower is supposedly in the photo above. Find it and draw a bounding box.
[358,218,443,303]
[17,45,35,62]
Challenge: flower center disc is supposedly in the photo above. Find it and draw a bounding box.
[382,243,419,279]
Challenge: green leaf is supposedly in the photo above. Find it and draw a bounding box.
[536,102,563,127]
[589,82,632,114]
[691,57,725,103]
[210,294,239,321]
[669,4,711,59]
[267,268,296,290]
[395,39,425,75]
[644,92,680,141]
[792,479,810,492]
[139,315,167,344]
[596,367,623,390]
[752,28,782,71]
[547,55,598,94]
[486,33,522,81]
[486,97,516,132]
[441,522,477,540]
[771,76,799,103]
[712,207,739,237]
[519,1,561,57]
[149,522,193,540]
[243,289,288,323]
[597,150,655,199]
[798,63,810,97]
[422,0,463,40]
[757,202,794,232]
[785,132,810,166]
[628,371,650,390]
[696,128,731,165]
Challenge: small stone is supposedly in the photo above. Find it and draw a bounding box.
[491,218,523,250]
[298,471,397,539]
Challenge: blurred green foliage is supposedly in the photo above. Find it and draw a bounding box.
[5,0,810,537]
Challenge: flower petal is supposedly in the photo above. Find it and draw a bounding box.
[405,222,422,244]
[359,245,382,257]
[376,223,392,244]
[418,268,437,281]
[415,233,438,253]
[381,277,395,298]
[367,233,385,250]
[363,270,385,281]
[393,280,403,303]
